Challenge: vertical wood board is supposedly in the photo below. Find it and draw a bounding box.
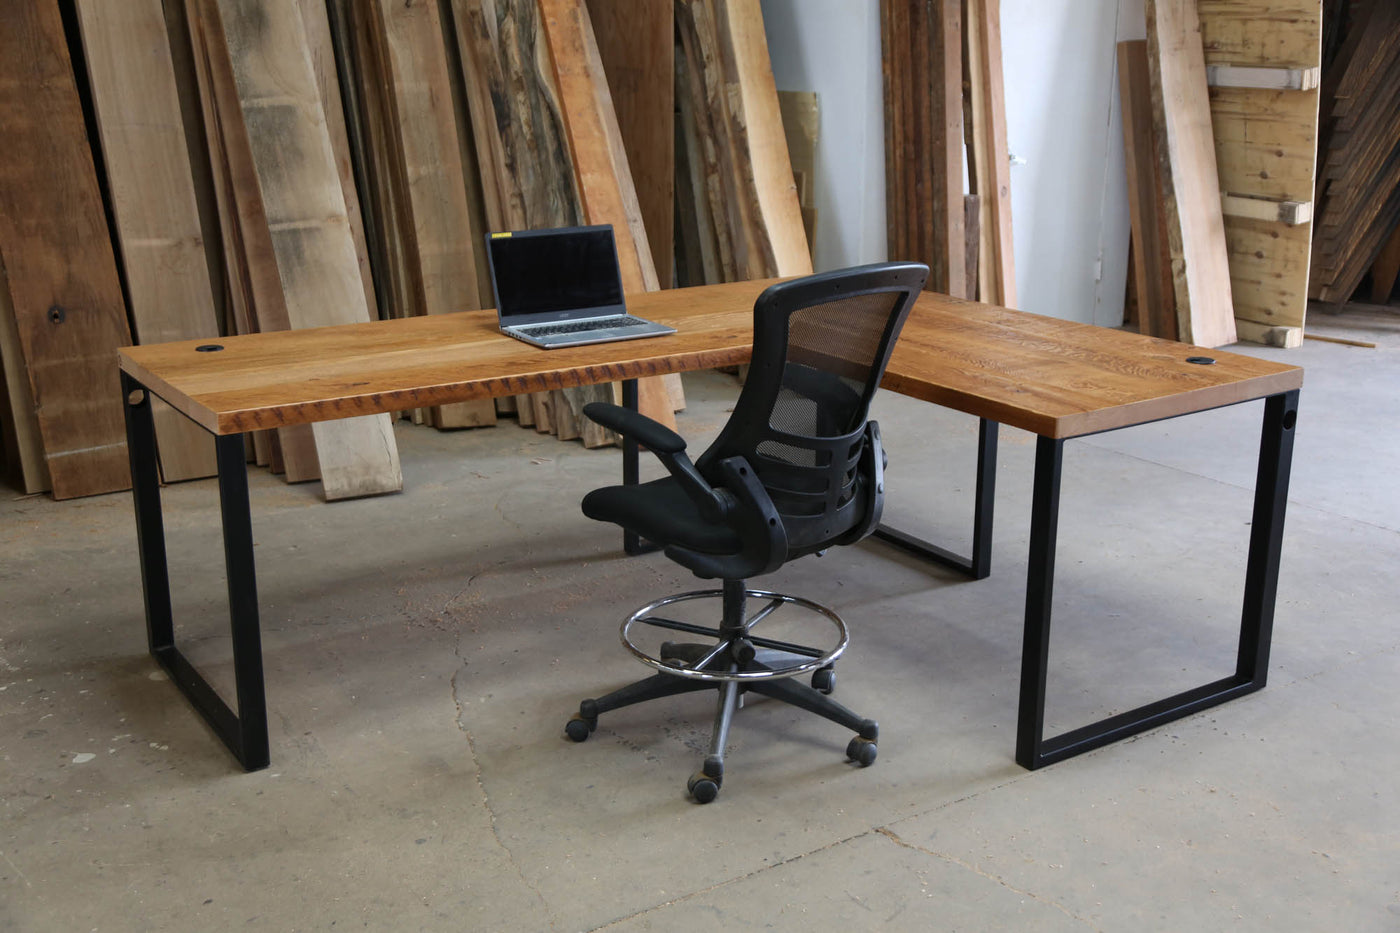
[74,0,221,483]
[0,0,133,498]
[213,0,401,498]
[1146,0,1237,347]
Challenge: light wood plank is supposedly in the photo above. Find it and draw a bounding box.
[1219,193,1312,225]
[0,0,133,499]
[212,0,401,499]
[967,0,1016,307]
[195,0,320,477]
[0,260,50,493]
[1146,0,1237,347]
[1196,0,1322,68]
[584,0,674,287]
[374,0,495,428]
[1118,40,1178,341]
[74,0,221,483]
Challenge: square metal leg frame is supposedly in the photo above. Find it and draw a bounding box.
[1016,390,1300,768]
[123,372,269,771]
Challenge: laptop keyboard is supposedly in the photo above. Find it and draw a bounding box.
[519,315,649,338]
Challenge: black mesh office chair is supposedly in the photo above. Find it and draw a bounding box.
[565,262,928,802]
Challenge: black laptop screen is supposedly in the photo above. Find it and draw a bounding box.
[488,227,625,321]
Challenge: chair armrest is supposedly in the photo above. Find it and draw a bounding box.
[583,402,732,522]
[582,402,684,454]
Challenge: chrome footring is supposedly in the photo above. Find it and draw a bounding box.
[619,588,849,682]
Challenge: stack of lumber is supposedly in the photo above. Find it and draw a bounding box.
[1308,0,1400,305]
[1122,1,1322,348]
[6,0,758,498]
[674,0,813,287]
[879,0,1016,307]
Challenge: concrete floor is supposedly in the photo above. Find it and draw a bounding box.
[2,312,1398,931]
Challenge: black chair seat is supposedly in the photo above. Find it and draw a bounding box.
[582,478,741,555]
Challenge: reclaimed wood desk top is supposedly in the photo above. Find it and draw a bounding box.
[118,279,1302,440]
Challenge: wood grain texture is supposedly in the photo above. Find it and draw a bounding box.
[1196,0,1322,68]
[584,0,673,287]
[1119,40,1178,341]
[120,282,1301,443]
[0,260,50,493]
[74,0,221,483]
[0,0,133,499]
[195,0,320,476]
[374,0,495,428]
[675,0,812,281]
[1146,0,1237,347]
[212,0,402,498]
[966,0,1016,307]
[1197,0,1320,333]
[538,0,676,436]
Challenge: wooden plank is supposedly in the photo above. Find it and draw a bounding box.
[966,0,1016,308]
[721,0,812,277]
[449,0,581,426]
[1145,0,1237,348]
[73,0,221,484]
[778,90,819,265]
[298,0,377,321]
[1196,0,1322,68]
[374,0,495,429]
[1369,221,1400,303]
[1208,85,1319,202]
[1234,319,1303,348]
[928,0,965,298]
[538,0,674,439]
[674,0,812,280]
[0,260,50,493]
[195,0,320,478]
[1206,63,1320,90]
[0,0,133,499]
[1118,41,1178,341]
[584,0,674,288]
[211,0,402,499]
[1224,215,1312,326]
[1198,0,1320,338]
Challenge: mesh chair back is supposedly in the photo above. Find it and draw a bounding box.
[696,262,927,555]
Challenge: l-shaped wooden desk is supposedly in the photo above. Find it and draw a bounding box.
[118,279,1302,772]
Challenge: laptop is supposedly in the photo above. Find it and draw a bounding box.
[484,225,676,349]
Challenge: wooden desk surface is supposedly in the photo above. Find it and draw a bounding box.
[118,279,1302,439]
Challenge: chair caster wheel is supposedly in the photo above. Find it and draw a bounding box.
[687,772,721,804]
[846,736,877,767]
[565,714,595,742]
[811,666,835,694]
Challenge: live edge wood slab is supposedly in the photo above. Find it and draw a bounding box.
[118,279,1302,442]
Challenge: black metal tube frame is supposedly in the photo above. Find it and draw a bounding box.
[1015,389,1300,769]
[874,417,998,579]
[122,372,269,771]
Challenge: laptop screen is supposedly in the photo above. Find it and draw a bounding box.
[487,226,625,322]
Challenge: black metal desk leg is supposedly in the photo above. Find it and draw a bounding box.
[1015,390,1301,769]
[1235,390,1300,683]
[122,373,175,656]
[1016,436,1063,767]
[121,375,269,771]
[216,433,269,769]
[874,417,998,579]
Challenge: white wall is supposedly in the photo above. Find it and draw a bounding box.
[759,0,887,272]
[761,0,1141,327]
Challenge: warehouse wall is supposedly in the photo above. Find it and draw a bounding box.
[761,0,1144,327]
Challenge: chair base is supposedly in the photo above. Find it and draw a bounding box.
[565,581,879,803]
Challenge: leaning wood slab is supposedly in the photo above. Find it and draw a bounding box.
[0,0,133,499]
